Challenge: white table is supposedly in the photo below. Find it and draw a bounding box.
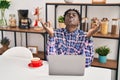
[0,56,111,80]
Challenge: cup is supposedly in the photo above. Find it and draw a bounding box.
[31,57,41,67]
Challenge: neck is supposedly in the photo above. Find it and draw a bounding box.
[66,26,77,33]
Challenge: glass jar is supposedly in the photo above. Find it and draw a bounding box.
[9,14,17,28]
[82,17,88,32]
[100,18,109,35]
[111,19,118,34]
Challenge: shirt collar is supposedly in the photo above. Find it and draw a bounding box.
[64,28,78,35]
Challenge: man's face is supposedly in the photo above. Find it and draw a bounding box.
[64,11,80,27]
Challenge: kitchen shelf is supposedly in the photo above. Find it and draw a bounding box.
[91,58,117,70]
[33,52,117,70]
[0,27,47,60]
[33,51,45,60]
[46,2,120,6]
[93,32,119,39]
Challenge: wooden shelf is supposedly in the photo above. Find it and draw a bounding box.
[93,32,119,39]
[34,52,117,70]
[46,2,120,6]
[0,27,46,33]
[91,58,117,70]
[33,51,44,60]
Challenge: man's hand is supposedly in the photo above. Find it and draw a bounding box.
[86,22,100,38]
[41,21,54,37]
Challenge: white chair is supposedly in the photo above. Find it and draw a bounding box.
[2,46,33,59]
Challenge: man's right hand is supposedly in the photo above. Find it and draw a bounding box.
[41,21,54,37]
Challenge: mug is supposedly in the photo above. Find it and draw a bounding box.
[31,57,42,67]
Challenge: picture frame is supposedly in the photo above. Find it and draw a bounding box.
[92,0,106,4]
[27,46,38,54]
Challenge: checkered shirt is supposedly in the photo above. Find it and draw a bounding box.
[47,28,94,67]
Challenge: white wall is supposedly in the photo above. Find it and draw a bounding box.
[0,0,120,80]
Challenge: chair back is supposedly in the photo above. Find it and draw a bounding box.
[2,46,33,59]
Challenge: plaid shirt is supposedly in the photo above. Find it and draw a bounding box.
[47,28,94,67]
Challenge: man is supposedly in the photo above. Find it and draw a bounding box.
[41,9,100,67]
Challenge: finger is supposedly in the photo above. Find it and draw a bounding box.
[40,21,45,27]
[47,22,50,27]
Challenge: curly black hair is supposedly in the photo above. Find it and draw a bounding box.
[63,9,81,22]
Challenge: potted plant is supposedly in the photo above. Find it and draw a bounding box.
[0,0,11,27]
[0,37,10,55]
[58,16,66,28]
[95,46,110,63]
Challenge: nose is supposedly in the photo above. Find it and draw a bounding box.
[69,13,73,18]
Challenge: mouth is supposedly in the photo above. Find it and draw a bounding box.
[68,19,74,22]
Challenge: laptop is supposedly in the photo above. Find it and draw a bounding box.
[47,55,86,76]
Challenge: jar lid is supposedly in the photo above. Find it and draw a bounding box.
[101,18,109,21]
[112,18,118,21]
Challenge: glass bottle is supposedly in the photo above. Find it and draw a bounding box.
[111,19,118,34]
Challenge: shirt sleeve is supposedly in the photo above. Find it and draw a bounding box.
[84,37,94,67]
[46,34,56,55]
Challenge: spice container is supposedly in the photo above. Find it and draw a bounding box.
[111,18,118,34]
[100,18,109,35]
[9,14,17,28]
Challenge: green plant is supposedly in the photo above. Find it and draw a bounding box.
[0,37,10,45]
[58,16,64,23]
[95,46,110,56]
[0,0,11,9]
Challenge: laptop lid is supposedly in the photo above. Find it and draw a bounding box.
[48,55,85,76]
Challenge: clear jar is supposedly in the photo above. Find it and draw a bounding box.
[9,14,17,28]
[82,17,88,32]
[101,21,109,35]
[111,19,118,34]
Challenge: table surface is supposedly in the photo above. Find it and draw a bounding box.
[0,56,112,80]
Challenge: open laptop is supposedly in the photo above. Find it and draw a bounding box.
[47,55,86,76]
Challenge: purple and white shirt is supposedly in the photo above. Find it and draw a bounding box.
[47,28,94,67]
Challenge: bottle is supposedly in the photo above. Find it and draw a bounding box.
[111,18,118,34]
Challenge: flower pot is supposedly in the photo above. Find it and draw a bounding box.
[98,55,107,63]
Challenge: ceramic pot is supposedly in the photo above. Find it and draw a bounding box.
[99,55,107,63]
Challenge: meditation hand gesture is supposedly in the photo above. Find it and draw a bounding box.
[86,21,100,38]
[41,21,54,37]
